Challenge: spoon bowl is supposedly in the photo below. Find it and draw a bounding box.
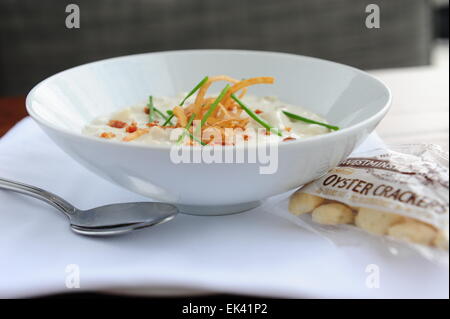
[0,177,179,236]
[70,202,178,236]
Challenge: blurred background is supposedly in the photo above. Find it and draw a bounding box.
[0,0,448,97]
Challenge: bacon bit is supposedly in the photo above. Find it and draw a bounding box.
[283,137,296,142]
[108,120,127,129]
[265,130,271,135]
[146,122,160,127]
[126,123,138,133]
[100,132,116,139]
[254,109,263,114]
[243,135,249,141]
[122,128,149,142]
[144,107,162,118]
[285,127,292,132]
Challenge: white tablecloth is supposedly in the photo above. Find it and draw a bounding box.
[0,118,448,298]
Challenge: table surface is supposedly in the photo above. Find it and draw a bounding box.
[1,45,449,149]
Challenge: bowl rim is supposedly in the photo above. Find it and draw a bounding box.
[26,49,392,151]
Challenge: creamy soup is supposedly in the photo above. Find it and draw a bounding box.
[83,94,333,146]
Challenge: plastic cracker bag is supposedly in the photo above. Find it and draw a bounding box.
[271,144,449,265]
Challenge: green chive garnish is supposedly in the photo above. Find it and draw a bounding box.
[282,110,339,131]
[162,111,175,126]
[148,96,155,123]
[200,85,230,126]
[188,132,206,146]
[177,113,196,145]
[154,108,167,120]
[193,85,230,137]
[148,96,174,125]
[180,76,209,106]
[162,76,209,127]
[231,94,283,136]
[155,108,173,125]
[162,114,175,126]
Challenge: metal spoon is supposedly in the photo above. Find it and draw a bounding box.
[0,177,179,236]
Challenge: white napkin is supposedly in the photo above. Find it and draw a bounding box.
[0,118,448,298]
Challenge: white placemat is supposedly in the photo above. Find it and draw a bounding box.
[0,118,448,298]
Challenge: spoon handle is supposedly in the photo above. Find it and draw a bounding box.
[0,177,76,217]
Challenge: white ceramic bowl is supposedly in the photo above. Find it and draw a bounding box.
[26,50,391,215]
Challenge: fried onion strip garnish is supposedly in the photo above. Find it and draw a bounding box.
[172,106,188,127]
[217,103,231,119]
[164,75,277,145]
[222,77,274,108]
[122,128,149,142]
[192,75,245,120]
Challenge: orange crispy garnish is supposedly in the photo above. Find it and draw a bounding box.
[167,75,275,143]
[222,77,274,108]
[122,128,149,142]
[285,127,292,132]
[173,106,187,127]
[283,137,296,142]
[192,76,244,120]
